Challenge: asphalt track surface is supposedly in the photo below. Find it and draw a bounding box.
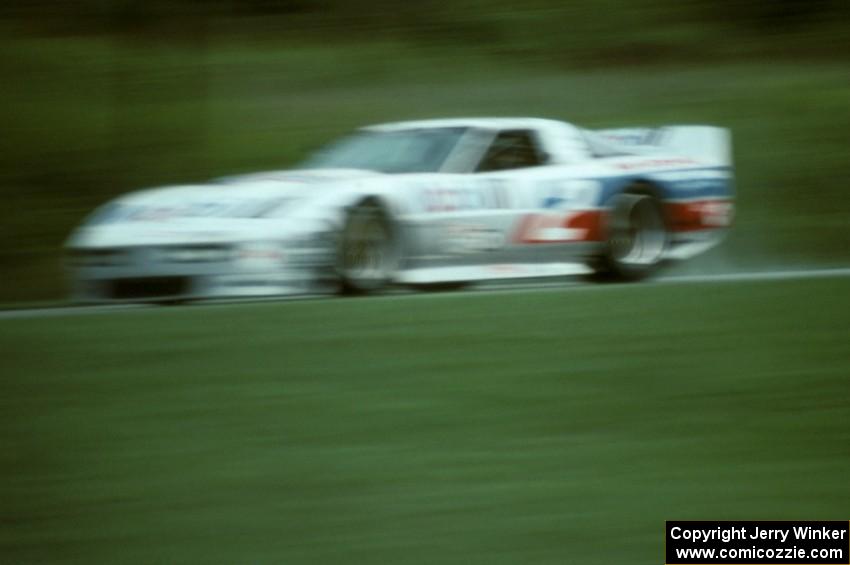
[2,267,849,320]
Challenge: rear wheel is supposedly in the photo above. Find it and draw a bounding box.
[336,200,399,295]
[592,192,667,281]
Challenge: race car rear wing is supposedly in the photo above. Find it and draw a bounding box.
[587,126,733,167]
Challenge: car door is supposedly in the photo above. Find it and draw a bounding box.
[466,128,567,265]
[408,128,554,268]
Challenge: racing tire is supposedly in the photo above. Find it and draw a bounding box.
[336,199,399,295]
[591,192,667,281]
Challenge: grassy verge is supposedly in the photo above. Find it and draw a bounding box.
[2,278,849,563]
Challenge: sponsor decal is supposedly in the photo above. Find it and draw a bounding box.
[421,185,509,212]
[512,210,604,244]
[666,199,734,231]
[652,169,731,182]
[614,158,699,171]
[598,128,659,145]
[441,223,505,254]
[539,180,601,210]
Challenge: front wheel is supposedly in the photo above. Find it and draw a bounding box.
[336,200,399,295]
[591,192,667,281]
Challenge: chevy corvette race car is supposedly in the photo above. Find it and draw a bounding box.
[66,117,734,301]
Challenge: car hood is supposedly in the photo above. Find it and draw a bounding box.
[123,168,380,207]
[67,169,382,248]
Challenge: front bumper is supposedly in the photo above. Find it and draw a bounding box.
[67,242,334,303]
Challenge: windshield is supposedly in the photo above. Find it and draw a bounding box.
[301,127,467,173]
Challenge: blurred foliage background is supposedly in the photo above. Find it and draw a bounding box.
[1,0,849,302]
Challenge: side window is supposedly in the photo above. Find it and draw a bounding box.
[476,130,547,172]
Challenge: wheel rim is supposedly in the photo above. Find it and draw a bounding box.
[340,206,395,289]
[610,195,666,266]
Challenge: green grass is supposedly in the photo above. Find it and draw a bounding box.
[2,277,849,563]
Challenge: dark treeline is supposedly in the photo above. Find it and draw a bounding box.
[2,0,848,57]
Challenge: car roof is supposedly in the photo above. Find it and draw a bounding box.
[363,117,572,132]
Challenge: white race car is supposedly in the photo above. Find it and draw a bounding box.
[66,117,734,301]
